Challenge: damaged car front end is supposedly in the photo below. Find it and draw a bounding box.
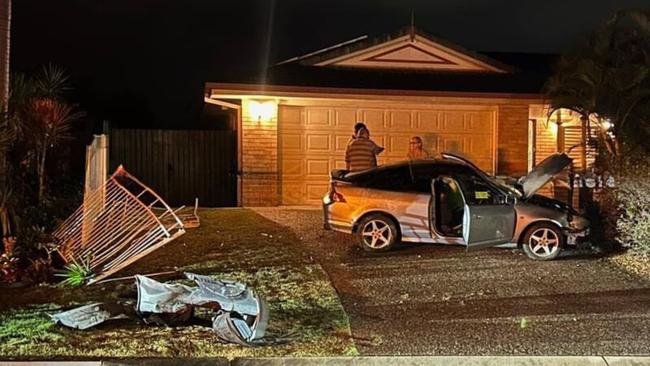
[483,152,591,258]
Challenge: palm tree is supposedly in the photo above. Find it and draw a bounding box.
[6,66,81,202]
[545,10,650,157]
[0,0,10,109]
[25,98,84,201]
[0,0,11,239]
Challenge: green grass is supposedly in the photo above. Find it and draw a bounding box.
[0,209,357,359]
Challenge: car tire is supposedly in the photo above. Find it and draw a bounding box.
[521,222,564,260]
[356,213,399,252]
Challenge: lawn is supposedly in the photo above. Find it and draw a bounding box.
[0,209,357,359]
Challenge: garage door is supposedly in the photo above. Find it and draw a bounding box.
[279,103,496,205]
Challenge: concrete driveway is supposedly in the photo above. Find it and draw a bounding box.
[253,207,650,356]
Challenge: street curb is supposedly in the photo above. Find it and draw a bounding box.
[604,357,650,366]
[103,358,230,366]
[233,356,607,366]
[0,363,102,366]
[1,357,649,366]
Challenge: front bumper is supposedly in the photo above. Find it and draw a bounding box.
[565,227,590,245]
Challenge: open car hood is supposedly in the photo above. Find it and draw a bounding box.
[520,153,572,199]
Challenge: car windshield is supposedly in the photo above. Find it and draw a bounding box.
[433,157,522,199]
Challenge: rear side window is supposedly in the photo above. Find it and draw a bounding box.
[411,164,441,193]
[362,166,415,192]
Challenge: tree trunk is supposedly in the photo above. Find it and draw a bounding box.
[37,146,46,202]
[0,0,9,109]
[0,0,11,236]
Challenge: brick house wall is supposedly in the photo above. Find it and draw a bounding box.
[496,105,529,177]
[240,99,279,206]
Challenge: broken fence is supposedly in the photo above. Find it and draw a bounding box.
[53,166,186,284]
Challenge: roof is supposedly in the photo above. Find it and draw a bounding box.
[278,26,515,73]
[209,63,551,95]
[207,27,558,96]
[340,158,469,180]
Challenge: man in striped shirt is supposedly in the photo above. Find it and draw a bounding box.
[345,127,384,172]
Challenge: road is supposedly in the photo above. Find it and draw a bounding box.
[254,207,650,356]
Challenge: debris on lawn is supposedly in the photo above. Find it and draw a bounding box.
[52,272,273,347]
[177,198,201,229]
[51,302,130,330]
[52,166,186,284]
[157,198,201,229]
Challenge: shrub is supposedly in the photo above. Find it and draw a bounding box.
[605,153,650,254]
[55,255,93,287]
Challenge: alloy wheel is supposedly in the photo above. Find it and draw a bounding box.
[528,227,560,258]
[361,219,393,249]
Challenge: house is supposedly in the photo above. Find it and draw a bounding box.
[205,27,588,206]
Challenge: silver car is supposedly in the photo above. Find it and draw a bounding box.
[323,153,589,260]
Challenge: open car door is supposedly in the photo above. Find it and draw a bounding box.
[436,176,516,251]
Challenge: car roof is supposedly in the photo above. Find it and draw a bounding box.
[342,158,470,179]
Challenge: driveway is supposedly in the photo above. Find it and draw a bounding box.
[253,207,650,356]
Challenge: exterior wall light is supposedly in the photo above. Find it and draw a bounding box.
[601,119,613,131]
[246,99,277,123]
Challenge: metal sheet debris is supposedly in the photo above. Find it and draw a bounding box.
[136,272,268,343]
[52,273,270,346]
[52,166,186,284]
[50,302,129,330]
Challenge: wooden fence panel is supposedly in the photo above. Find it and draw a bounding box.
[109,129,237,207]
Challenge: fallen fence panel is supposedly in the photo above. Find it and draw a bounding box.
[53,166,185,284]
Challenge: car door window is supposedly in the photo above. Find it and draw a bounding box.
[455,173,503,205]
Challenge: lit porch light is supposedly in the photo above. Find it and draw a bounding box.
[601,118,613,131]
[246,99,277,123]
[545,119,559,136]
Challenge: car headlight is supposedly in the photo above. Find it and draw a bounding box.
[568,216,588,231]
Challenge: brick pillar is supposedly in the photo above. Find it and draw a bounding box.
[240,99,279,206]
[497,105,529,177]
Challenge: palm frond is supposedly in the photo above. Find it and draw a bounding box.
[55,254,93,287]
[35,65,70,100]
[25,98,85,147]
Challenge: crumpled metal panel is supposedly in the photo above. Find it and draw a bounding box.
[50,302,128,330]
[53,273,269,345]
[212,312,253,346]
[134,272,268,342]
[135,275,193,314]
[184,272,260,316]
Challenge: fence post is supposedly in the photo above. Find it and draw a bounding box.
[82,134,109,247]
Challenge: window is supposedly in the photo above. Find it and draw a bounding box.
[410,163,441,193]
[454,173,502,205]
[362,166,416,192]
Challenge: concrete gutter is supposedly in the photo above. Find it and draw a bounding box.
[233,357,649,366]
[1,357,649,366]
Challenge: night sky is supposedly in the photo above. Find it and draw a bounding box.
[11,0,650,130]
